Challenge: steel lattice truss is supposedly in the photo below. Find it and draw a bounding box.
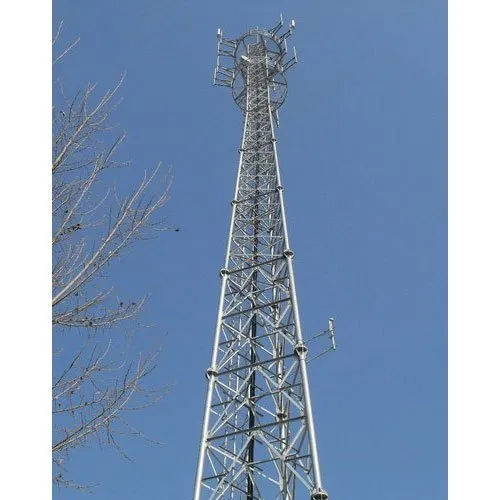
[194,18,329,500]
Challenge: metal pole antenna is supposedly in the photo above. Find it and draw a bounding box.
[194,17,329,500]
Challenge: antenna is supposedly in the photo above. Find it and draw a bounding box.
[306,317,338,363]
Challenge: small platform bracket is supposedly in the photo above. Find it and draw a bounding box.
[307,317,337,363]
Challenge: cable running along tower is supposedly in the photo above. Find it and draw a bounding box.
[194,17,329,500]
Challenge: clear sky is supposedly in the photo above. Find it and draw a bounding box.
[53,1,447,499]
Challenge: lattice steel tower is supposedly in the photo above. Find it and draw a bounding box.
[194,17,329,500]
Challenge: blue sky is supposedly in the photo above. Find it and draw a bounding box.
[53,1,447,498]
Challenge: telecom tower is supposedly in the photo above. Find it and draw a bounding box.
[194,17,330,500]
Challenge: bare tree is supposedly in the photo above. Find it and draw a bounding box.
[52,23,172,488]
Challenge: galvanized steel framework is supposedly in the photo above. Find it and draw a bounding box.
[194,17,329,500]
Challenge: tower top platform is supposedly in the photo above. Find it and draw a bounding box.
[214,15,298,112]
